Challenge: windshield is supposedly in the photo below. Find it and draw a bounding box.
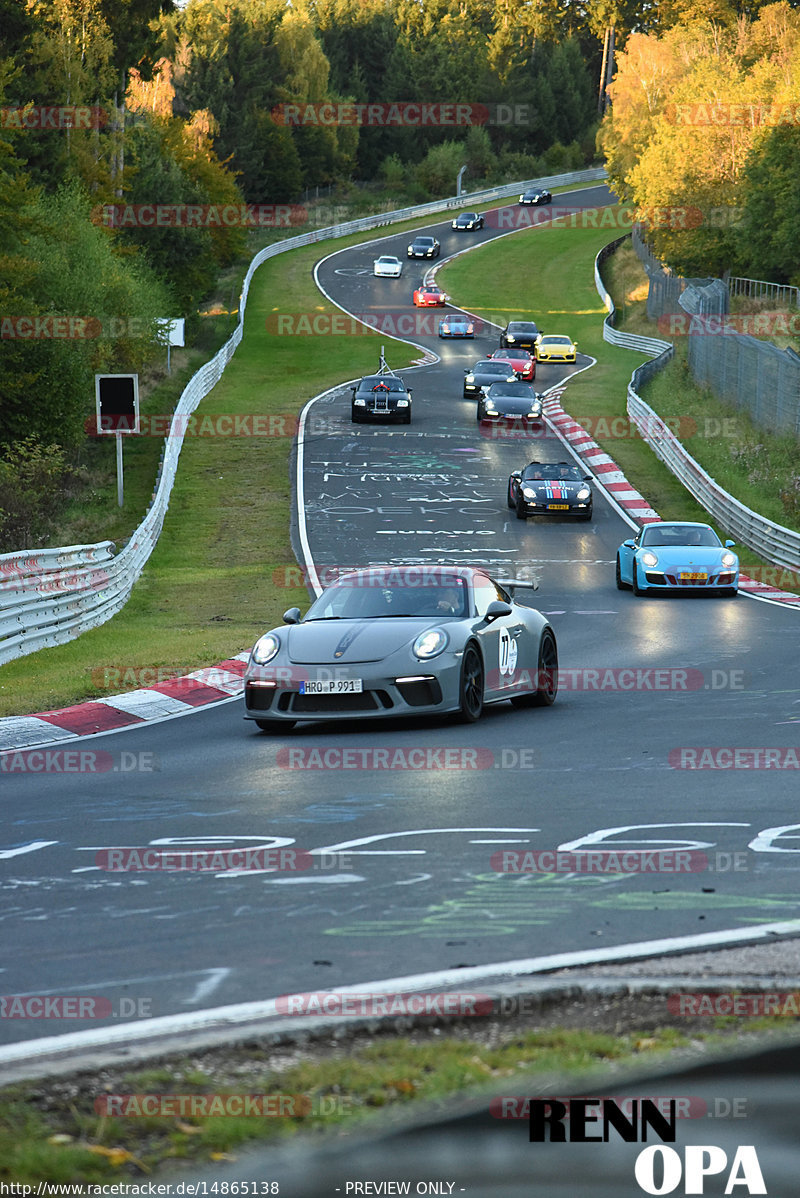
[357,377,406,393]
[521,463,583,482]
[487,383,536,397]
[641,525,720,548]
[305,578,469,620]
[543,336,572,345]
[475,362,512,374]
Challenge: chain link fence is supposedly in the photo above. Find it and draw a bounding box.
[631,226,800,436]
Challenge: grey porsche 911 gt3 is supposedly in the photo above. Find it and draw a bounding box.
[244,566,557,731]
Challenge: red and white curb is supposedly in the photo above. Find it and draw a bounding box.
[543,392,800,608]
[0,654,248,752]
[544,393,661,525]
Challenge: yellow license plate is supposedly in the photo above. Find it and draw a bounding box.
[680,572,707,580]
[547,504,569,510]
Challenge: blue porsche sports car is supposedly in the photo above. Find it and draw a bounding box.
[439,314,475,338]
[616,522,739,595]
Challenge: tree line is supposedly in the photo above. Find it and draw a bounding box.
[600,1,800,283]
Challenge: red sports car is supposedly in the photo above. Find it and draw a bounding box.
[413,284,446,307]
[491,348,536,381]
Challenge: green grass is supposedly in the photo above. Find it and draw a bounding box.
[0,1021,789,1183]
[0,238,418,715]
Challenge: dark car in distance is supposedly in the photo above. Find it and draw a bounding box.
[478,382,543,424]
[351,373,412,424]
[519,189,552,205]
[463,359,517,398]
[499,321,542,350]
[451,212,484,230]
[407,236,441,259]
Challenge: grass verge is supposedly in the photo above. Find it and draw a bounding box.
[0,1015,792,1183]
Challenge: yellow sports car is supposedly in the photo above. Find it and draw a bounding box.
[534,333,577,364]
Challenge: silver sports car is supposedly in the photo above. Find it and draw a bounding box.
[244,566,558,730]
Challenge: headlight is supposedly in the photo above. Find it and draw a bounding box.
[354,397,366,406]
[484,400,496,411]
[506,335,515,342]
[413,628,449,660]
[576,487,591,500]
[522,487,536,499]
[519,195,525,201]
[465,374,475,383]
[397,399,409,407]
[721,552,737,568]
[641,552,659,568]
[251,633,280,665]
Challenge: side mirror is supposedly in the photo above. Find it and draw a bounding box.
[511,470,522,479]
[283,607,302,624]
[485,600,512,622]
[583,474,593,482]
[622,540,635,549]
[725,539,735,548]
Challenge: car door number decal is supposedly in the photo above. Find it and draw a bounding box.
[498,628,518,676]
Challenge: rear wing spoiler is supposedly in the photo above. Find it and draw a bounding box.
[505,577,539,593]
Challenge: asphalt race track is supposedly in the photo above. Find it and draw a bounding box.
[3,184,800,1046]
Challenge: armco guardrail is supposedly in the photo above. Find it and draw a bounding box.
[0,168,607,665]
[628,383,800,571]
[594,235,672,357]
[595,234,800,572]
